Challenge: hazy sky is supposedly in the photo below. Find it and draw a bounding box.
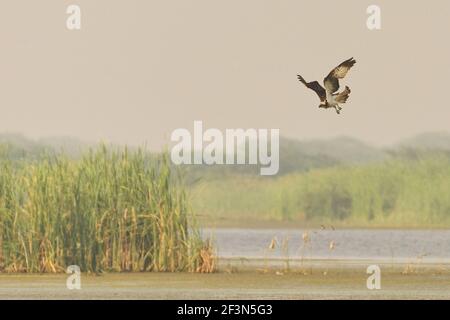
[0,1,449,149]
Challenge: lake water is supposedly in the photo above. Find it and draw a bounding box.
[202,228,450,263]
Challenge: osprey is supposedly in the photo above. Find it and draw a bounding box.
[297,58,356,114]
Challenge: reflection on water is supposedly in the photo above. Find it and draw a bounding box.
[202,228,450,262]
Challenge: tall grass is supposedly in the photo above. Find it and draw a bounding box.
[192,154,450,227]
[0,146,212,273]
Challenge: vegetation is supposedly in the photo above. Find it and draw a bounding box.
[0,146,213,273]
[1,131,450,259]
[191,153,450,227]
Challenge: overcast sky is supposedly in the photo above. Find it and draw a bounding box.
[0,0,449,149]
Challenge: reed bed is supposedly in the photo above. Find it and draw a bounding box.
[192,154,450,227]
[0,146,213,273]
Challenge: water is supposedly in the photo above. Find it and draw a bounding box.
[203,228,450,263]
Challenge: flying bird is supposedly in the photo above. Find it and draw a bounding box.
[297,58,356,114]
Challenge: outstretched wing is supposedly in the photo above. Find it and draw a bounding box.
[323,58,356,93]
[297,75,326,102]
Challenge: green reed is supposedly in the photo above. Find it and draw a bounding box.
[192,154,450,227]
[0,146,212,273]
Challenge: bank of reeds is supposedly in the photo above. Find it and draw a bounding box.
[0,146,213,273]
[192,154,450,227]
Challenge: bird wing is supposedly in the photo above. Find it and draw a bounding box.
[297,75,326,102]
[323,58,356,93]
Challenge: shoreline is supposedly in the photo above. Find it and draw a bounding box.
[0,261,449,300]
[197,219,450,230]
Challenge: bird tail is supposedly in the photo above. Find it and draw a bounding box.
[335,86,351,103]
